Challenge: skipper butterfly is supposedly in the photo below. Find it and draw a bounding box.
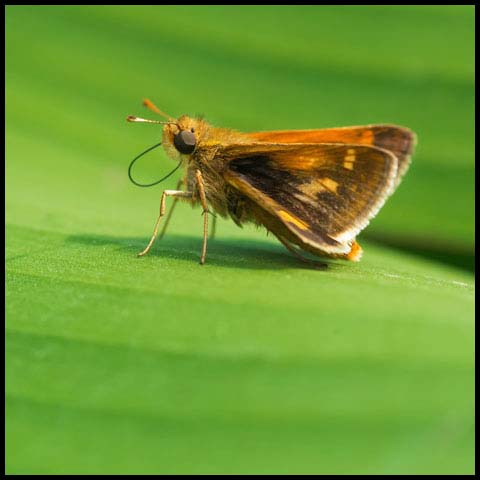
[127,99,416,266]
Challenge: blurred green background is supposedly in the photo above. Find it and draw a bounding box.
[6,6,474,475]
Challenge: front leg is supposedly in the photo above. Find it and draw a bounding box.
[159,178,184,239]
[195,169,210,265]
[138,189,192,257]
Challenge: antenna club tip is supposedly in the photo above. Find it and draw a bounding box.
[126,115,136,122]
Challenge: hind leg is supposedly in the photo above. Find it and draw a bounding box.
[276,234,327,268]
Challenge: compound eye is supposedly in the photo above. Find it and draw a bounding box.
[173,130,196,154]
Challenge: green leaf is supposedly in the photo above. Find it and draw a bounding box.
[6,5,474,475]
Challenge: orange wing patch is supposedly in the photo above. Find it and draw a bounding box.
[343,148,356,170]
[319,177,339,194]
[346,241,363,261]
[277,210,309,230]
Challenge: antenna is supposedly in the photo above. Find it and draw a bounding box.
[126,116,178,127]
[142,98,174,121]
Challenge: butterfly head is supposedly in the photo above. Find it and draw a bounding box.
[161,115,205,156]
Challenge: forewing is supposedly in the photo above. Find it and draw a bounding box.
[222,143,397,254]
[244,125,415,186]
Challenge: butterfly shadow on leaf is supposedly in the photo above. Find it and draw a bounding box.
[65,233,341,271]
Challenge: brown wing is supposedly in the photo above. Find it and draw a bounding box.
[222,142,397,255]
[244,125,415,187]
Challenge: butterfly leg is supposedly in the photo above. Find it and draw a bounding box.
[210,214,217,240]
[138,189,192,257]
[158,179,184,239]
[195,169,210,265]
[276,234,327,269]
